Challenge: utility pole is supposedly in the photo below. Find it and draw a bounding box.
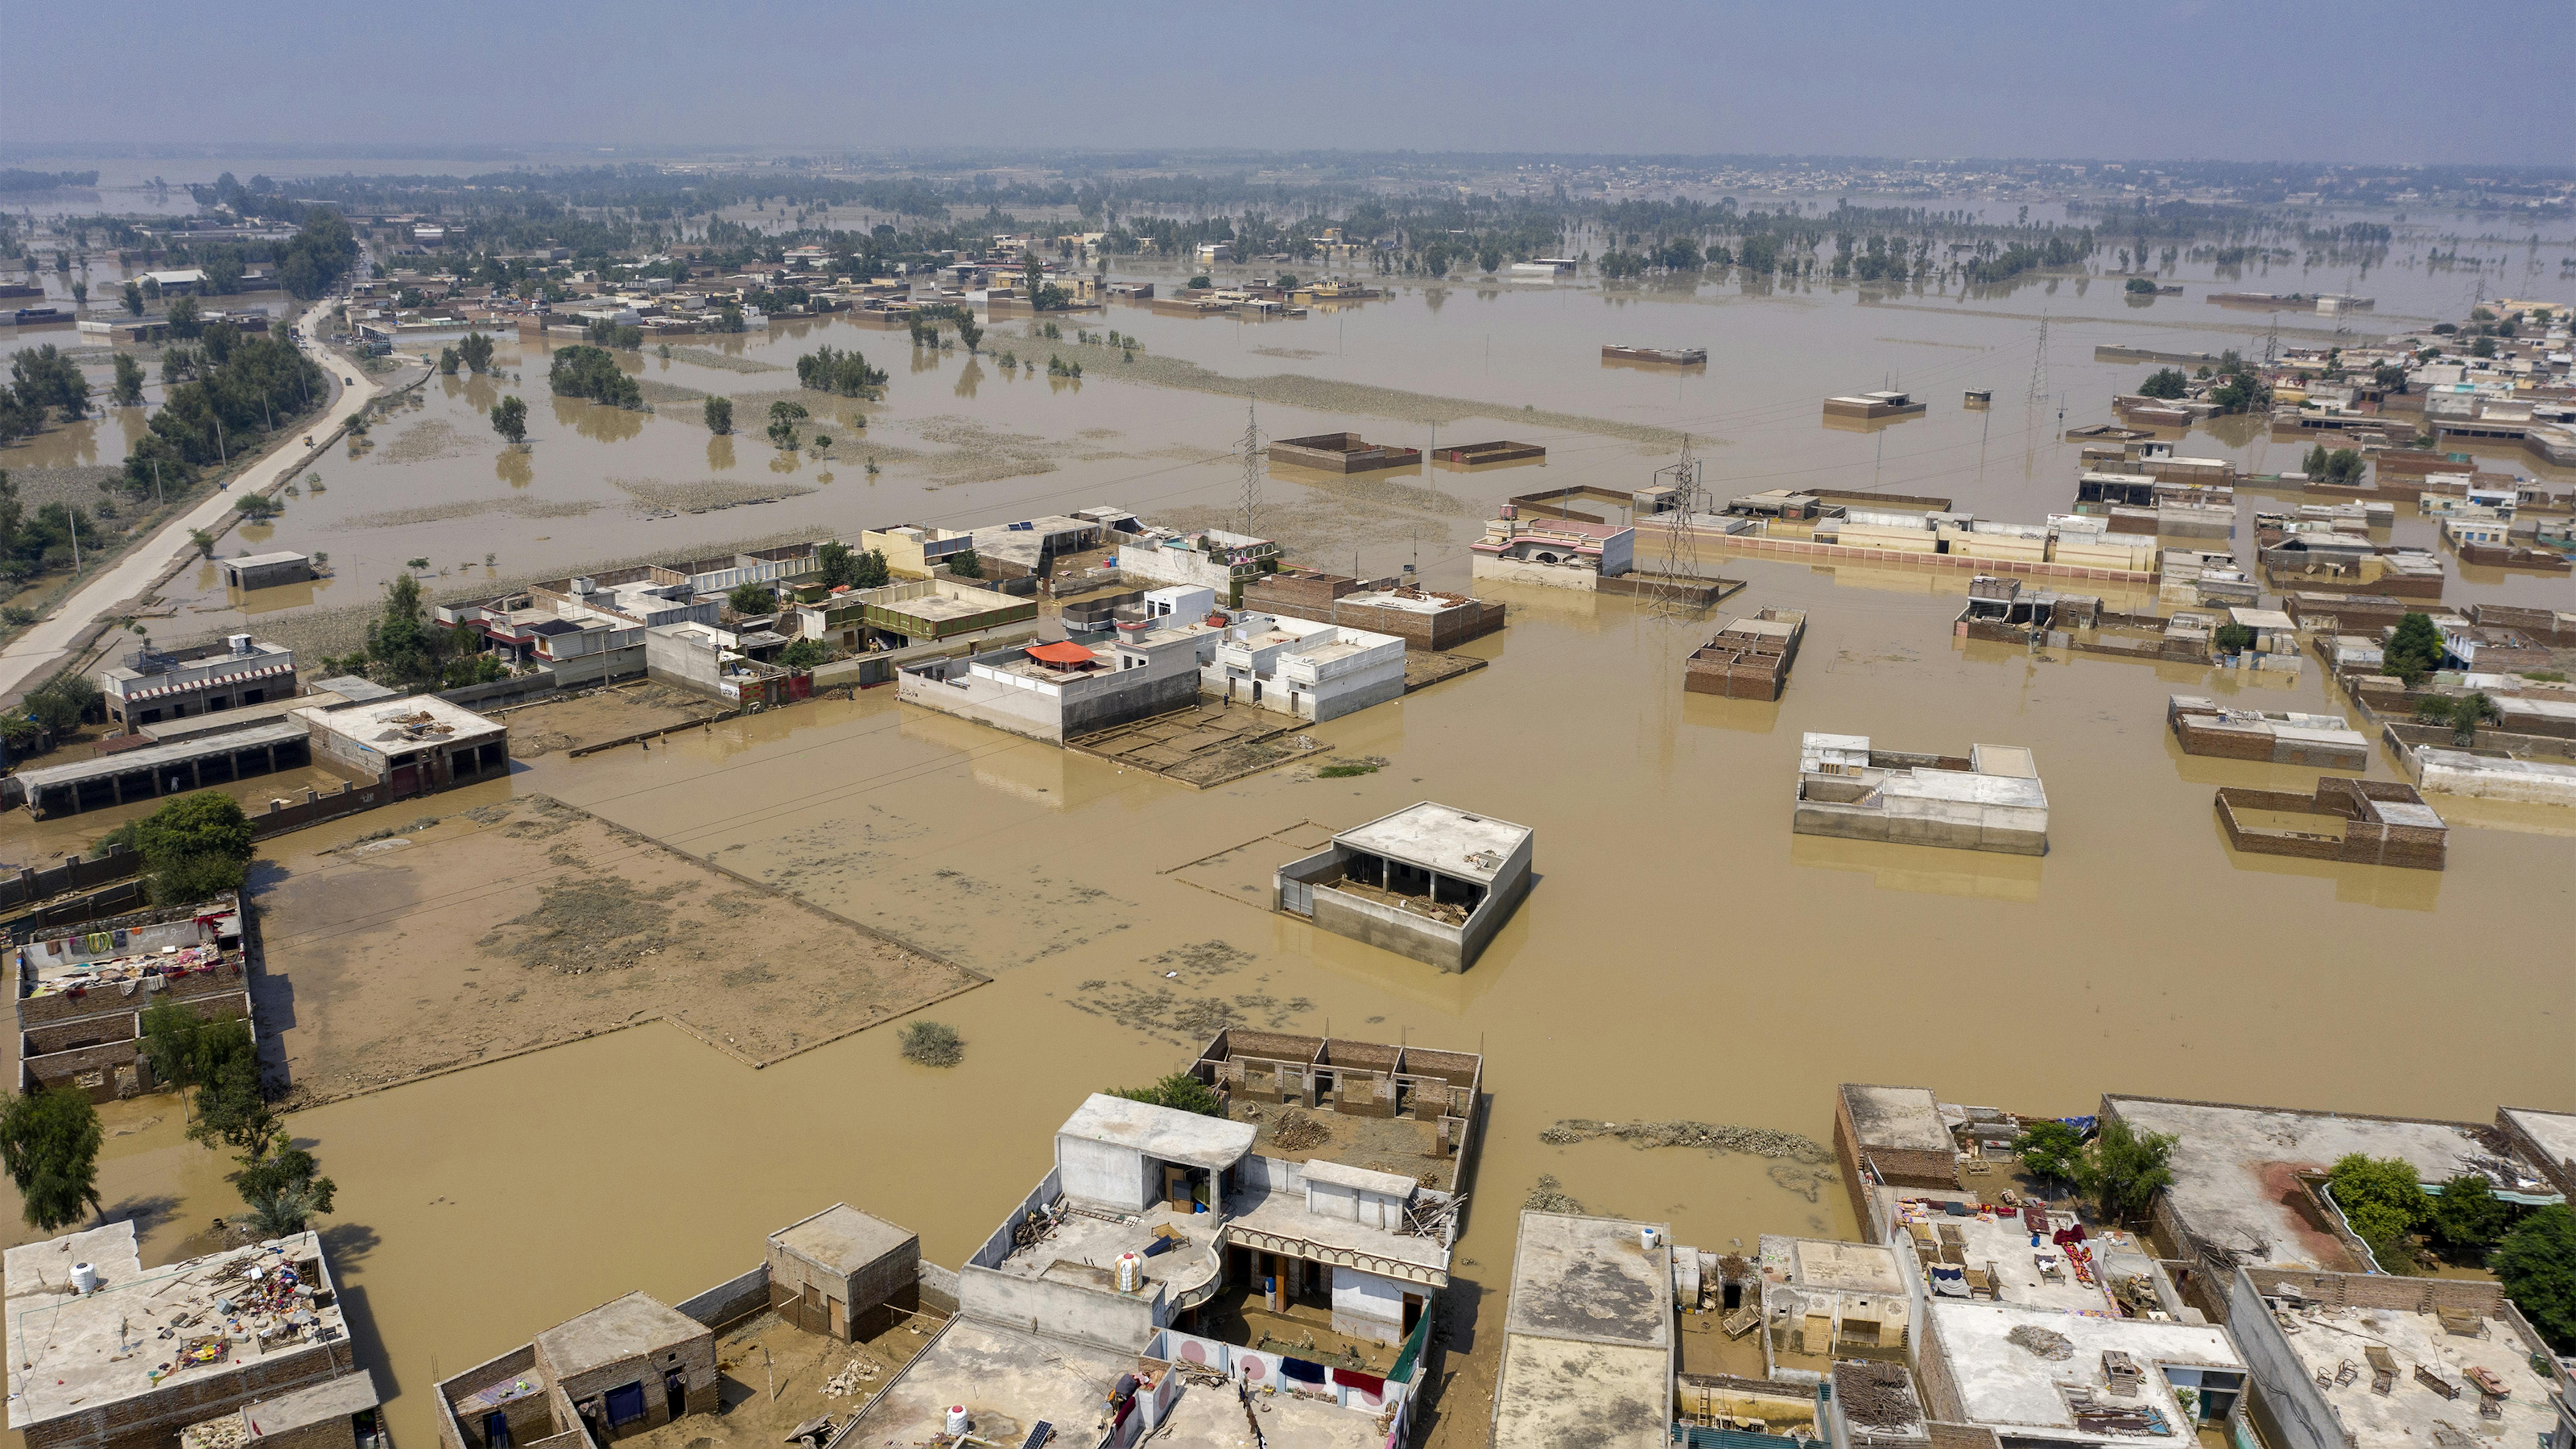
[151,456,163,505]
[69,511,80,575]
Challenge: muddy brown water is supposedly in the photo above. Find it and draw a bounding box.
[3,230,2572,1449]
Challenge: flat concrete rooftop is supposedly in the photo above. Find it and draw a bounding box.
[2500,1108,2576,1186]
[997,1202,1221,1301]
[1844,1085,1954,1155]
[1224,1184,1448,1284]
[2272,1302,2557,1449]
[1929,1300,2239,1437]
[1891,1204,2113,1313]
[1334,802,1532,887]
[840,1316,1126,1448]
[534,1292,703,1379]
[769,1204,913,1275]
[2106,1097,2541,1271]
[1504,1212,1670,1349]
[1758,1235,1906,1295]
[1059,1093,1259,1171]
[5,1226,342,1431]
[1491,1333,1670,1449]
[240,1369,381,1435]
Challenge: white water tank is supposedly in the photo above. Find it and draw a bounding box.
[1115,1252,1143,1294]
[1639,1226,1661,1251]
[944,1406,970,1436]
[228,633,254,656]
[71,1262,98,1293]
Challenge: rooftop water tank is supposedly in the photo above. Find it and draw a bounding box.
[71,1261,98,1293]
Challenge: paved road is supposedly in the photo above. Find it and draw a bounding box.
[0,296,383,703]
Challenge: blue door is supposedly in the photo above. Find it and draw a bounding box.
[604,1382,647,1428]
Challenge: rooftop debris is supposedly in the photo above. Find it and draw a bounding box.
[1536,1119,1830,1163]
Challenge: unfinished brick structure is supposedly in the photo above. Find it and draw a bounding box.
[2213,778,2447,870]
[1240,570,1506,651]
[1834,1085,1960,1235]
[1268,432,1422,474]
[2167,697,2369,769]
[1189,1028,1481,1166]
[437,1293,717,1449]
[1685,608,1807,700]
[14,895,250,1099]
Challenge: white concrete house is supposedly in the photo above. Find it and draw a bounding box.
[1206,618,1406,722]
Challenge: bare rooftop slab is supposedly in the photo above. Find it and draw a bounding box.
[768,1203,914,1275]
[838,1316,1128,1448]
[1058,1092,1260,1171]
[1844,1085,1954,1155]
[1927,1300,2241,1439]
[2105,1096,2542,1271]
[1506,1212,1671,1349]
[533,1291,703,1379]
[1334,803,1532,887]
[2268,1299,2557,1449]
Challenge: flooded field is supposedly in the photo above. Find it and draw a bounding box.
[3,222,2572,1448]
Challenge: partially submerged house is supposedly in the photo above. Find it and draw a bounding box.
[296,695,509,796]
[14,893,248,1099]
[2213,778,2448,870]
[1239,570,1507,651]
[897,625,1213,744]
[2395,745,2576,807]
[1824,391,1929,422]
[1469,510,1636,591]
[1794,734,2048,856]
[100,636,298,733]
[2167,696,2369,768]
[843,576,1036,647]
[1206,616,1407,721]
[6,1224,369,1449]
[216,552,316,592]
[1268,431,1422,474]
[1686,608,1807,700]
[1273,802,1535,970]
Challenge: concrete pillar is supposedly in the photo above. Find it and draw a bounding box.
[111,774,125,805]
[190,759,203,788]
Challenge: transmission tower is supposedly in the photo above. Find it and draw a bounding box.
[1236,395,1262,538]
[2025,314,2050,405]
[1647,435,1706,619]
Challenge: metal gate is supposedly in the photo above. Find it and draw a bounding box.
[1281,879,1313,917]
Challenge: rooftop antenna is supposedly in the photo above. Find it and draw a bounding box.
[1237,394,1263,538]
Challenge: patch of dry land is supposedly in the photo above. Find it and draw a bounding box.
[256,795,984,1106]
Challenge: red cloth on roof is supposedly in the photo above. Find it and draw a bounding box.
[1024,642,1097,666]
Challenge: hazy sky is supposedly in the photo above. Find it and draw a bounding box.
[7,0,2571,167]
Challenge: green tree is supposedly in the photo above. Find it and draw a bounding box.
[132,791,257,905]
[947,548,983,579]
[728,582,777,616]
[546,344,642,408]
[123,280,144,316]
[2138,368,2188,400]
[437,346,460,376]
[361,572,448,690]
[2427,1175,2515,1261]
[816,541,856,590]
[2492,1205,2576,1352]
[2470,335,2496,358]
[1110,1072,1226,1117]
[166,294,202,339]
[110,353,146,407]
[183,1018,272,1151]
[2077,1118,2177,1222]
[702,396,733,435]
[852,548,890,589]
[12,345,92,419]
[2010,1120,2088,1191]
[275,210,359,300]
[955,312,983,353]
[234,493,280,521]
[2215,623,2257,655]
[766,399,807,449]
[231,1130,336,1236]
[139,996,206,1099]
[2329,1154,2429,1262]
[794,345,887,397]
[776,637,830,670]
[2384,613,2445,686]
[458,331,495,374]
[24,673,101,739]
[2415,691,2498,745]
[489,394,528,445]
[0,1087,104,1231]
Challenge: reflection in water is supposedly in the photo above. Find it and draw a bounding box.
[553,394,645,442]
[706,433,736,471]
[495,446,533,488]
[1789,833,2045,903]
[954,358,983,399]
[768,448,802,474]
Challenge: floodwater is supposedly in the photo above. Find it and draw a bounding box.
[4,211,2573,1449]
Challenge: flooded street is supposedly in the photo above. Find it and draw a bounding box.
[5,223,2572,1448]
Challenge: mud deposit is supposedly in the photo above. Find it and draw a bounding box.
[255,795,982,1105]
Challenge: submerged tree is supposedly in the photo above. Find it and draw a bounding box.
[0,1086,105,1231]
[489,394,528,446]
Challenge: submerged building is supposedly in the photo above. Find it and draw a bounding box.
[1793,734,2049,856]
[1273,802,1535,970]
